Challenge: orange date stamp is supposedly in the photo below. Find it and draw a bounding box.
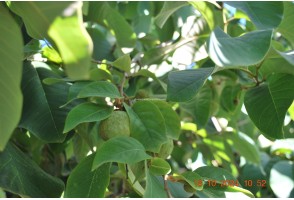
[194,179,266,188]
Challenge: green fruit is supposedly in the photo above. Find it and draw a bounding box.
[99,111,130,140]
[158,139,174,159]
[135,89,149,99]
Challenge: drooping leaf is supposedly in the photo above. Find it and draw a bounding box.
[225,2,283,29]
[190,1,224,30]
[10,2,92,80]
[48,3,93,80]
[244,73,294,139]
[277,2,294,46]
[133,69,167,91]
[269,161,294,198]
[225,132,260,164]
[124,102,167,153]
[63,103,113,133]
[92,136,151,170]
[154,1,188,28]
[87,2,136,52]
[149,157,171,176]
[112,54,131,73]
[208,28,272,67]
[167,67,214,102]
[78,81,121,99]
[169,171,203,191]
[152,101,181,140]
[195,166,237,183]
[65,154,111,198]
[0,143,64,197]
[0,4,23,151]
[144,170,167,198]
[19,62,71,142]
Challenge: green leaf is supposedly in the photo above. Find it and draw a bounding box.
[220,84,241,113]
[144,170,167,198]
[63,103,113,133]
[87,2,136,53]
[167,67,214,102]
[65,154,111,198]
[92,136,151,170]
[0,188,5,198]
[152,101,180,140]
[226,2,283,29]
[78,81,121,99]
[180,84,213,128]
[124,102,167,153]
[42,46,62,64]
[133,69,167,91]
[194,166,236,183]
[225,132,260,164]
[260,56,294,77]
[0,4,23,151]
[244,73,294,139]
[10,2,93,80]
[269,161,294,198]
[0,143,64,197]
[149,158,171,175]
[19,62,71,142]
[178,171,203,191]
[154,2,188,28]
[208,28,272,67]
[277,2,294,46]
[112,54,131,73]
[48,3,93,80]
[190,1,224,30]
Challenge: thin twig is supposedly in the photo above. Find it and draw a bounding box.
[163,175,173,198]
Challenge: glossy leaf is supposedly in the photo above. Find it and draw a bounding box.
[171,171,203,191]
[270,161,294,198]
[277,2,294,46]
[152,101,181,140]
[112,54,131,73]
[63,103,113,133]
[0,4,23,151]
[195,166,237,183]
[155,2,188,28]
[19,62,71,142]
[0,143,64,197]
[87,2,136,52]
[78,81,121,99]
[92,136,151,170]
[208,28,272,67]
[167,67,214,102]
[244,74,294,139]
[226,2,283,29]
[149,158,171,175]
[124,101,167,153]
[144,170,167,198]
[226,132,260,164]
[65,154,110,198]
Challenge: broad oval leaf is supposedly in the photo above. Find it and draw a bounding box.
[0,4,23,151]
[0,143,64,197]
[92,136,151,170]
[78,81,121,99]
[277,2,294,46]
[225,132,260,164]
[144,170,167,198]
[124,102,167,153]
[208,28,272,67]
[194,166,236,183]
[112,54,131,73]
[63,103,113,133]
[65,154,111,198]
[269,161,294,198]
[167,67,214,102]
[149,158,171,175]
[225,2,283,29]
[244,73,294,139]
[87,2,136,52]
[154,2,188,28]
[152,101,181,140]
[19,62,72,143]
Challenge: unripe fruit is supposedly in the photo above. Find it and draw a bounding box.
[158,139,174,159]
[99,111,130,140]
[135,89,149,99]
